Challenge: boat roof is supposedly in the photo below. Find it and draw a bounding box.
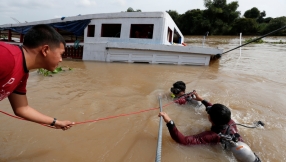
[0,12,168,28]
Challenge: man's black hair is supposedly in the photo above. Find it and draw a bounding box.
[23,24,66,49]
[208,104,231,126]
[173,81,186,91]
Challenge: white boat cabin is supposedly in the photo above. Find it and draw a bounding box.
[0,12,223,65]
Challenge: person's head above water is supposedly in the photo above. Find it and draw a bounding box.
[22,24,66,72]
[170,81,186,97]
[23,24,66,49]
[207,104,231,126]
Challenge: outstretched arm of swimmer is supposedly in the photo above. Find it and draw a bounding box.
[159,112,188,144]
[8,93,74,130]
[158,112,219,145]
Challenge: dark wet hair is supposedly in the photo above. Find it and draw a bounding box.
[207,104,231,126]
[23,24,66,49]
[170,81,186,94]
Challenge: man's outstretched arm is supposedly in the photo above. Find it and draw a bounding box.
[8,93,74,130]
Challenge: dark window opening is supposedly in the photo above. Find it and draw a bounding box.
[56,28,84,43]
[87,25,95,37]
[173,29,181,43]
[167,27,173,43]
[101,24,121,38]
[130,24,153,39]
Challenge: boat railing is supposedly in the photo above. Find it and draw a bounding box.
[63,44,84,59]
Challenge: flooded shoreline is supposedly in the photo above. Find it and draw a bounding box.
[0,36,286,161]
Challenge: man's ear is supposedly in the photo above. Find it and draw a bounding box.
[41,45,49,57]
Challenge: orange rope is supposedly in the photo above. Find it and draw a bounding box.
[0,100,176,127]
[75,100,175,125]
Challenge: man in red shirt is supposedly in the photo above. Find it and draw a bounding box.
[0,24,74,130]
[159,91,241,145]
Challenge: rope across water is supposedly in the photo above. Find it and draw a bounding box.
[0,99,176,127]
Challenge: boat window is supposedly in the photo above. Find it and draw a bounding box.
[101,24,121,38]
[130,24,153,39]
[173,29,181,44]
[87,25,95,37]
[167,27,173,43]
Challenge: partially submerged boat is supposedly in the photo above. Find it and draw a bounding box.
[0,12,223,65]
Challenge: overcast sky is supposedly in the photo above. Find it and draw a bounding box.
[0,0,285,25]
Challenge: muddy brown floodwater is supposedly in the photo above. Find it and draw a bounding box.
[0,36,286,162]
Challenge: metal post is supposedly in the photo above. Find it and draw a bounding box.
[8,29,11,42]
[20,34,23,43]
[202,31,209,47]
[155,96,163,162]
[239,33,242,57]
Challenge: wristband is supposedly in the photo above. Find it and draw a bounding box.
[50,118,57,126]
[168,120,174,125]
[166,120,175,129]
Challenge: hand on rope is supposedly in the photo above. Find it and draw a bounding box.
[0,110,73,130]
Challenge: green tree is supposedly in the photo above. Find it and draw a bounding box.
[264,17,273,23]
[203,0,240,34]
[257,11,266,23]
[260,11,266,17]
[166,10,180,24]
[244,7,260,19]
[164,1,284,36]
[222,1,240,24]
[126,7,141,12]
[127,7,134,12]
[263,16,286,35]
[231,18,258,35]
[178,9,210,35]
[257,23,268,34]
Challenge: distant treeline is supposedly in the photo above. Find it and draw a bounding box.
[127,0,286,36]
[168,0,286,36]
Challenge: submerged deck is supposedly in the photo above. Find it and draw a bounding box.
[105,43,222,65]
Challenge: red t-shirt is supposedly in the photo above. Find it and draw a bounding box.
[0,42,29,101]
